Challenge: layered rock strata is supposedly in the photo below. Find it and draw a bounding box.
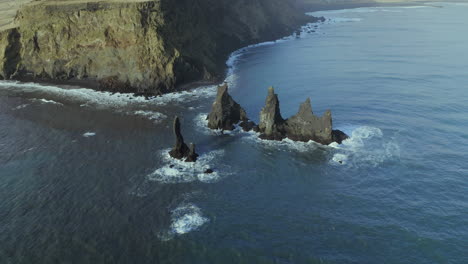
[0,0,315,94]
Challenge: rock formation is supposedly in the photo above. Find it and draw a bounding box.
[206,86,349,145]
[284,98,333,145]
[169,116,198,162]
[258,87,348,145]
[258,87,287,140]
[332,129,349,144]
[207,83,249,130]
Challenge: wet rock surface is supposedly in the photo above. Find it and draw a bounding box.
[207,84,249,130]
[208,86,349,145]
[284,98,333,145]
[169,116,198,162]
[258,87,287,140]
[332,129,349,144]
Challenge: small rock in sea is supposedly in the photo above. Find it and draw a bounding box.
[204,169,214,174]
[332,129,349,144]
[169,164,175,168]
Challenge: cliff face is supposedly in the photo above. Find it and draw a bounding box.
[0,0,313,94]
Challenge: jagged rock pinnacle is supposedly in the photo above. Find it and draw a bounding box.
[169,116,198,162]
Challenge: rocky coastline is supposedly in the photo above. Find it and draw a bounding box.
[0,0,321,96]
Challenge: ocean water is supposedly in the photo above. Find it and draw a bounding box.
[1,3,467,263]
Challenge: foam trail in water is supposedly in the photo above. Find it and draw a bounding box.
[170,204,208,235]
[309,7,402,16]
[158,203,209,241]
[193,113,243,136]
[32,98,64,105]
[13,104,29,110]
[83,132,96,137]
[148,148,225,184]
[329,126,400,168]
[133,110,167,123]
[0,81,217,109]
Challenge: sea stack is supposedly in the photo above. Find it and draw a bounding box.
[284,98,333,145]
[258,87,349,145]
[258,87,286,140]
[206,85,348,145]
[207,83,257,131]
[169,116,199,162]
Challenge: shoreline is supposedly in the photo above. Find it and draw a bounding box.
[1,0,435,99]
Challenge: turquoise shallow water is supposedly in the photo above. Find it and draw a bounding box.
[0,3,467,263]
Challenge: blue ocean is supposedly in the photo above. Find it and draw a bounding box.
[0,3,466,263]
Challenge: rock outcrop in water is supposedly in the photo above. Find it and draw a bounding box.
[206,86,348,145]
[169,116,198,162]
[284,98,333,144]
[207,84,248,130]
[258,87,287,140]
[258,87,348,145]
[0,0,316,94]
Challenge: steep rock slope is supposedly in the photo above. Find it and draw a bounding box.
[0,0,314,94]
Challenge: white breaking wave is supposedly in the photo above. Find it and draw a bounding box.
[329,126,400,168]
[327,17,362,23]
[32,98,64,105]
[170,204,208,235]
[0,81,217,110]
[13,104,29,110]
[133,110,167,123]
[159,203,209,241]
[83,132,96,137]
[244,134,323,153]
[148,148,225,184]
[193,113,243,136]
[309,7,402,16]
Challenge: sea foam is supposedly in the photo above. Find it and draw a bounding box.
[148,148,225,184]
[329,126,400,168]
[0,81,217,110]
[170,204,208,235]
[83,132,96,137]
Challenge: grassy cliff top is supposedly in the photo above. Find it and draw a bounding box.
[0,0,31,30]
[0,0,152,30]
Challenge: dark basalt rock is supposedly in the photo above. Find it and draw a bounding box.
[185,143,199,162]
[258,87,286,140]
[207,83,249,130]
[204,169,214,174]
[239,120,259,132]
[206,85,348,145]
[332,129,349,144]
[284,98,334,145]
[169,116,199,162]
[258,87,348,145]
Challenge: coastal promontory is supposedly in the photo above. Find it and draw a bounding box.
[0,0,317,95]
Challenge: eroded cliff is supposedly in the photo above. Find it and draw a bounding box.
[0,0,314,94]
